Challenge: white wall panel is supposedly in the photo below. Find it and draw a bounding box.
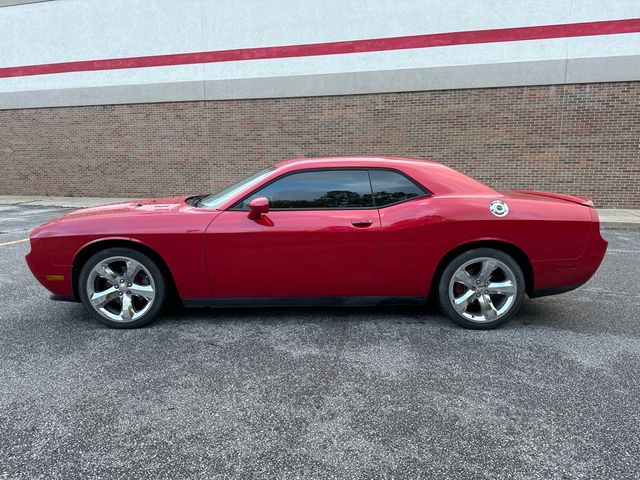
[0,64,205,93]
[201,0,571,49]
[201,38,570,80]
[567,32,640,59]
[0,0,204,66]
[0,0,638,109]
[570,0,640,22]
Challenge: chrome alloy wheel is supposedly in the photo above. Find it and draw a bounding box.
[86,256,156,323]
[448,257,518,323]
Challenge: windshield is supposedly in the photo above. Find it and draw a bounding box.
[197,166,276,209]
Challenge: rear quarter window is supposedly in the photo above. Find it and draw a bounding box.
[369,169,428,207]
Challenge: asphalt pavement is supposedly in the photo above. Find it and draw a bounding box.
[1,204,639,479]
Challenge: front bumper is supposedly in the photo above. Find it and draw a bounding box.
[25,240,75,298]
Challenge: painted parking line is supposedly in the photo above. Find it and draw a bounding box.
[0,238,29,247]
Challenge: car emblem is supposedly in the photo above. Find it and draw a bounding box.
[489,200,509,217]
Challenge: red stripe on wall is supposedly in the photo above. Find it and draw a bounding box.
[1,18,639,78]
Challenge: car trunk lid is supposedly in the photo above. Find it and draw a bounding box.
[506,190,595,207]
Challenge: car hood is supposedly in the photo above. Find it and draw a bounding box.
[30,195,220,241]
[30,197,192,234]
[59,196,190,220]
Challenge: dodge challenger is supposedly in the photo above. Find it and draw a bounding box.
[26,157,607,329]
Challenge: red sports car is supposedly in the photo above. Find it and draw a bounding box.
[26,157,607,329]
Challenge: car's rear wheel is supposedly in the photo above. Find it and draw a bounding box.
[78,247,167,328]
[438,248,525,329]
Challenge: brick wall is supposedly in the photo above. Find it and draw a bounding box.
[0,82,638,208]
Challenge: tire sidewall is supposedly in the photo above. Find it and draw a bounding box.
[78,247,166,328]
[438,248,525,329]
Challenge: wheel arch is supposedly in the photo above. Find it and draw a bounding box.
[71,238,179,302]
[429,239,534,298]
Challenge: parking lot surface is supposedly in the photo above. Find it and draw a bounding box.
[1,204,639,479]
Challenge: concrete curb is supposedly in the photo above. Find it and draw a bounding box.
[601,223,640,230]
[1,195,639,229]
[0,195,130,208]
[598,209,640,230]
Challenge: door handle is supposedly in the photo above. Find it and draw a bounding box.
[351,218,373,227]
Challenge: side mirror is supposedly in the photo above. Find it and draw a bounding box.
[248,196,269,220]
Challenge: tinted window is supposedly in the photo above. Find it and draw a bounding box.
[369,170,426,207]
[239,170,374,209]
[198,167,275,208]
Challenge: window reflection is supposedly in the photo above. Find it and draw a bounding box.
[370,170,425,206]
[236,168,428,210]
[241,170,374,209]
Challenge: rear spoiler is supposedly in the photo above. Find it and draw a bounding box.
[514,190,594,207]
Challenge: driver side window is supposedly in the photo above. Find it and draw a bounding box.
[236,170,374,209]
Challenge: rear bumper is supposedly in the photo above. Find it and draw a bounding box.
[531,210,607,298]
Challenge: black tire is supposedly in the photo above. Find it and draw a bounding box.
[78,247,167,328]
[437,248,525,329]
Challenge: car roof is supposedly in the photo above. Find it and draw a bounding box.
[273,156,497,197]
[274,156,441,169]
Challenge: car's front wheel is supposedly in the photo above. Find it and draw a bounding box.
[78,247,167,328]
[438,248,525,329]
